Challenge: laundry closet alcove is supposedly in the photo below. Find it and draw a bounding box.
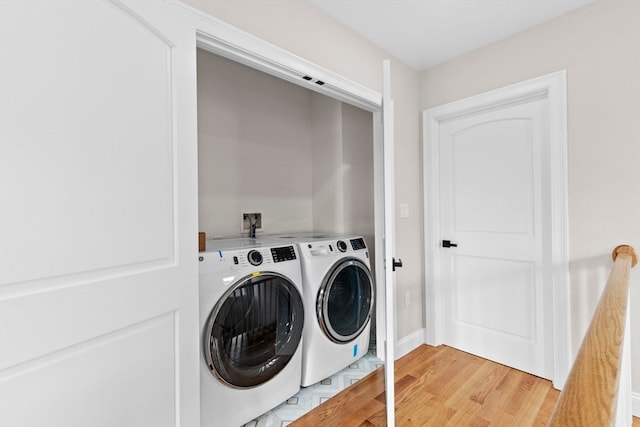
[196,48,383,424]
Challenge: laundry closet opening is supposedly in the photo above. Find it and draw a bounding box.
[196,46,378,362]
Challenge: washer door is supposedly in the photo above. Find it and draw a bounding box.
[317,258,374,343]
[204,272,304,388]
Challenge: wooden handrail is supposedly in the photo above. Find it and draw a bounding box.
[548,244,637,426]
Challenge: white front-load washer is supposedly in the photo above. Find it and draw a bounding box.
[199,238,304,427]
[270,233,374,387]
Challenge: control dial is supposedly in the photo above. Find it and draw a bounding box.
[247,250,263,266]
[337,240,348,252]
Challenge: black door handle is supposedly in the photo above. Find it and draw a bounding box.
[442,240,458,248]
[392,257,403,271]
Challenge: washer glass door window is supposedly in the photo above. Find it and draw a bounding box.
[317,258,374,343]
[204,272,304,388]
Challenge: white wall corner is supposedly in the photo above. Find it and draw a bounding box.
[632,392,640,418]
[395,328,427,359]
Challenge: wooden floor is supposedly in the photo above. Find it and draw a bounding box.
[291,344,640,427]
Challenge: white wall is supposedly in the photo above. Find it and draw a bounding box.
[310,97,375,242]
[420,0,640,395]
[185,0,424,340]
[341,103,375,246]
[311,94,344,233]
[197,50,314,237]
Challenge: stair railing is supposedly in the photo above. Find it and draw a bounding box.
[548,244,637,426]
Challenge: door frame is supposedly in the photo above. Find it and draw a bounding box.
[171,0,390,363]
[422,71,570,389]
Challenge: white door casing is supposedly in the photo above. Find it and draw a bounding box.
[0,1,199,426]
[423,71,570,388]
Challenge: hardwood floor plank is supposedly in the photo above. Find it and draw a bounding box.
[395,389,435,426]
[429,350,486,402]
[443,397,485,426]
[475,368,523,423]
[444,359,510,410]
[509,376,555,425]
[531,387,561,426]
[393,344,446,373]
[501,371,539,416]
[411,398,457,426]
[292,345,566,427]
[335,398,386,427]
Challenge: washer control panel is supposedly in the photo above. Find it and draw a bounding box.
[247,250,263,266]
[271,245,297,263]
[350,238,366,251]
[199,245,299,274]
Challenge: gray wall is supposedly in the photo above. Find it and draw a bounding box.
[197,50,313,237]
[197,50,374,246]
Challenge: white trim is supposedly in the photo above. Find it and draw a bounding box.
[632,392,640,418]
[422,71,570,389]
[616,305,633,426]
[545,70,571,391]
[373,111,386,361]
[170,0,381,113]
[395,329,427,359]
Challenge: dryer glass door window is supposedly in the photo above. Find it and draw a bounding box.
[318,258,374,343]
[204,272,304,388]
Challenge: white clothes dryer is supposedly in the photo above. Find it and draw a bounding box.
[199,238,304,427]
[269,233,374,387]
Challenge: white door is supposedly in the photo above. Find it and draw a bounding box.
[0,2,199,426]
[382,59,397,427]
[438,97,549,379]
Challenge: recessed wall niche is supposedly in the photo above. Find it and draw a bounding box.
[197,48,374,247]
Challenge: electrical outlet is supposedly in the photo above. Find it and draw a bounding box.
[242,213,262,231]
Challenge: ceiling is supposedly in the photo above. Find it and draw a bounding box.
[305,0,595,70]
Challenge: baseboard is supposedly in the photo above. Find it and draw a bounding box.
[633,392,640,418]
[395,328,426,359]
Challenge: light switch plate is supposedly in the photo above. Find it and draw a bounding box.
[400,203,409,218]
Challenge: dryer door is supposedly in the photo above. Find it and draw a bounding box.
[204,272,304,388]
[317,258,374,343]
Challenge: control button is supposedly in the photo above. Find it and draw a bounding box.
[248,250,263,266]
[233,256,239,265]
[337,240,348,252]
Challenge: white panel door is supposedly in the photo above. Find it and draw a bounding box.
[438,98,549,379]
[381,59,397,427]
[0,1,199,426]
